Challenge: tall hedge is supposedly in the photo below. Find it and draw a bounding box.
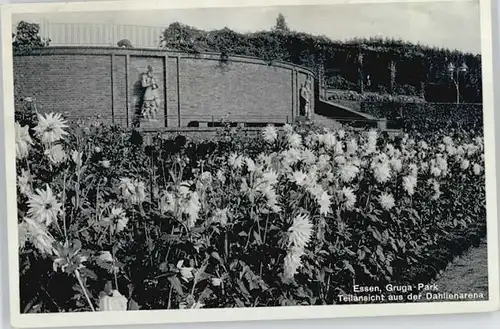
[159,22,482,103]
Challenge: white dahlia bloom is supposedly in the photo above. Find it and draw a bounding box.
[262,124,278,143]
[378,192,395,211]
[44,144,67,165]
[473,163,483,176]
[287,133,302,149]
[228,153,244,170]
[318,191,332,216]
[373,161,391,184]
[15,122,33,159]
[341,187,356,209]
[402,175,417,196]
[334,141,344,154]
[291,170,308,186]
[33,112,69,144]
[27,185,62,227]
[390,158,403,173]
[346,138,358,154]
[283,124,294,135]
[288,213,313,249]
[338,163,359,183]
[283,246,305,280]
[318,132,336,150]
[443,136,453,145]
[460,159,470,170]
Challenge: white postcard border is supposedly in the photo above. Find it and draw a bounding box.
[1,0,498,328]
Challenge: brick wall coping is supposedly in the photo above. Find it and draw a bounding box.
[14,46,317,77]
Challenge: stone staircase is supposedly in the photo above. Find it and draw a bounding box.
[312,99,400,132]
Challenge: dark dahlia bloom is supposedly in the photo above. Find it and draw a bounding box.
[196,143,210,157]
[162,139,179,155]
[144,145,154,157]
[174,135,187,148]
[130,130,143,146]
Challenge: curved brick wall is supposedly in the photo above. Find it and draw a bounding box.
[13,47,316,128]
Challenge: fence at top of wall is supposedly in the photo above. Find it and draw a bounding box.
[13,20,165,48]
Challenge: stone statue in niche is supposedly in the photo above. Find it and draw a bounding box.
[140,65,160,121]
[299,76,313,119]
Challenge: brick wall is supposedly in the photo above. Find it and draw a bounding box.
[112,55,127,126]
[175,57,293,127]
[14,54,113,122]
[13,47,315,128]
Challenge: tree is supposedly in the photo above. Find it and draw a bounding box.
[274,13,289,32]
[154,20,481,102]
[159,22,203,54]
[12,21,50,55]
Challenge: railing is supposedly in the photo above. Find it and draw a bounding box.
[43,112,398,132]
[21,96,480,134]
[17,96,394,131]
[57,113,295,127]
[13,21,165,48]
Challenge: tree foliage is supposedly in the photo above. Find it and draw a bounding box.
[158,22,482,103]
[273,13,290,32]
[12,21,51,55]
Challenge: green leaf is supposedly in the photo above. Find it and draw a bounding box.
[376,246,385,262]
[361,264,374,277]
[295,286,310,298]
[366,214,380,223]
[234,298,246,307]
[195,272,211,283]
[211,251,224,265]
[79,268,98,280]
[390,240,398,252]
[343,260,355,274]
[168,276,184,296]
[253,231,263,245]
[344,248,356,257]
[237,279,250,296]
[371,228,383,242]
[128,298,140,310]
[268,224,280,232]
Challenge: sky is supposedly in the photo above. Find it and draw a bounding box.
[13,0,482,54]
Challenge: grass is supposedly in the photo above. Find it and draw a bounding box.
[427,240,488,301]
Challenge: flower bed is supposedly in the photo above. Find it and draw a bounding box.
[16,110,486,312]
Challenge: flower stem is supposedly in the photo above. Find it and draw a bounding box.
[75,269,95,312]
[62,171,68,243]
[244,226,253,250]
[263,214,270,244]
[113,264,119,291]
[110,230,119,291]
[167,284,173,309]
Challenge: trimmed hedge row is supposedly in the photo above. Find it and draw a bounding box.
[359,102,483,134]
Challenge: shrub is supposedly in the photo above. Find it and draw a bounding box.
[327,90,425,104]
[327,76,358,90]
[359,102,483,135]
[394,84,420,96]
[12,21,50,55]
